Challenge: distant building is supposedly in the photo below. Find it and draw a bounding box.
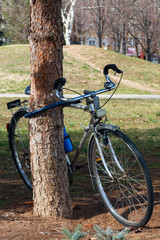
[86,36,110,49]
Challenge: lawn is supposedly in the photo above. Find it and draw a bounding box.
[0,44,159,160]
[0,44,160,94]
[1,97,159,159]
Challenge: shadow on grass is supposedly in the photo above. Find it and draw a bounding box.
[0,126,159,217]
[67,127,160,158]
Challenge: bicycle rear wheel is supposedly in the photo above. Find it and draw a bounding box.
[88,129,153,228]
[9,109,32,190]
[8,109,73,189]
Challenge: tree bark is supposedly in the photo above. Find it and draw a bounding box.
[29,0,72,218]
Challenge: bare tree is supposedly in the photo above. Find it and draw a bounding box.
[107,0,133,54]
[82,0,107,47]
[106,4,123,53]
[1,0,30,43]
[153,0,160,12]
[29,0,72,218]
[106,0,160,60]
[62,0,77,45]
[70,0,89,44]
[129,0,160,61]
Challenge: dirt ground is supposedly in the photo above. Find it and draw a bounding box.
[0,154,160,240]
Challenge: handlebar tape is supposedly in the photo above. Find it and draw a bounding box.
[53,78,66,90]
[103,64,123,75]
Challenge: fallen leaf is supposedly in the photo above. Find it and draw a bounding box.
[24,201,33,205]
[83,224,93,228]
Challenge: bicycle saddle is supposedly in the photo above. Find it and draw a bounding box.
[25,85,30,95]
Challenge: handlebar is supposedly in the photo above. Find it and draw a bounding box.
[24,64,122,103]
[103,64,123,75]
[54,64,123,103]
[55,87,115,103]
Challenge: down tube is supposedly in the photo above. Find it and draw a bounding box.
[71,129,91,170]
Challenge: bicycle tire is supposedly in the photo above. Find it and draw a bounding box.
[9,108,32,190]
[88,128,153,228]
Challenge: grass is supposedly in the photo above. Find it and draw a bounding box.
[64,45,160,90]
[63,51,151,95]
[1,97,159,159]
[0,44,160,94]
[63,98,160,159]
[0,44,159,164]
[0,45,30,93]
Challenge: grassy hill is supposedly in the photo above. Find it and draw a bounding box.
[0,44,160,95]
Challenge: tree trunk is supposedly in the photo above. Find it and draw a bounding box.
[62,0,77,45]
[98,32,102,48]
[29,0,72,218]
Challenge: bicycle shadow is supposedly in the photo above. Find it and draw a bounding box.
[72,199,107,220]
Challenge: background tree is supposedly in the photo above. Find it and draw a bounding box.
[0,4,5,45]
[70,0,88,44]
[107,0,160,60]
[107,0,134,54]
[84,0,107,48]
[129,0,160,61]
[106,4,123,53]
[1,0,30,43]
[29,0,72,218]
[154,0,160,12]
[62,0,77,45]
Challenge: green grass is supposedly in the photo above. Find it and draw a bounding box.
[64,45,160,91]
[0,44,160,94]
[63,98,160,159]
[1,97,159,160]
[0,44,159,164]
[63,51,151,94]
[0,45,30,93]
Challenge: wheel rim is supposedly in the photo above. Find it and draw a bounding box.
[12,113,32,189]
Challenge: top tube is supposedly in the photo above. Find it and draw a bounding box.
[25,101,69,118]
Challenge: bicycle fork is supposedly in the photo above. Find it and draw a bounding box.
[94,132,125,180]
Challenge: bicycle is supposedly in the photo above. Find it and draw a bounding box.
[7,64,153,228]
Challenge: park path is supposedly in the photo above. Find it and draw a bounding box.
[0,93,160,99]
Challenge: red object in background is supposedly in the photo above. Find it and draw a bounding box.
[140,50,144,59]
[6,123,10,132]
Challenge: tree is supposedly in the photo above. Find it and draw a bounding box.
[84,0,107,48]
[29,0,72,218]
[62,0,77,45]
[154,0,160,13]
[128,0,160,61]
[106,0,160,60]
[107,0,134,54]
[0,5,5,45]
[1,0,30,43]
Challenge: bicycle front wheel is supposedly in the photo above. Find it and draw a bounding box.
[9,109,32,190]
[88,129,153,228]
